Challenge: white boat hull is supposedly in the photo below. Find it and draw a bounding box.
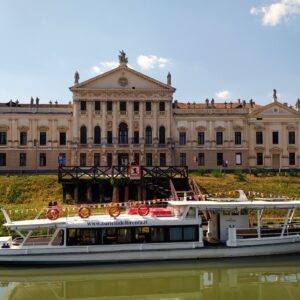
[1,242,300,265]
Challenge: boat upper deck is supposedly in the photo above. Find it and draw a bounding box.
[4,212,199,230]
[169,200,300,210]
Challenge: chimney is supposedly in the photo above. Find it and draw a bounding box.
[167,72,171,86]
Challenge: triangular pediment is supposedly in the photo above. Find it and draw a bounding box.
[250,102,300,118]
[70,66,175,92]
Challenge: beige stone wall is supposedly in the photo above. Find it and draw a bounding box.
[0,66,299,172]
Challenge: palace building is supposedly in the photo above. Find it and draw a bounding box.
[1,51,300,173]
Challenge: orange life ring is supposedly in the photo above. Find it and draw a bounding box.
[47,208,60,221]
[108,206,121,218]
[138,205,150,216]
[79,206,91,218]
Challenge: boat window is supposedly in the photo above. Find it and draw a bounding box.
[186,207,196,218]
[51,229,64,246]
[223,211,231,216]
[150,227,165,242]
[103,228,117,244]
[117,228,132,243]
[183,227,197,241]
[169,227,183,241]
[240,209,248,215]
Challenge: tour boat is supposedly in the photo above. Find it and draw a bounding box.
[1,191,300,265]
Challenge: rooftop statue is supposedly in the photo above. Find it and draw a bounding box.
[74,71,80,84]
[119,50,128,64]
[273,89,277,101]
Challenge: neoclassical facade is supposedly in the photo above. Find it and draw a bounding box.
[0,53,300,172]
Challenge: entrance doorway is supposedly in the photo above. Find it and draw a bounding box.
[118,153,129,166]
[272,154,280,169]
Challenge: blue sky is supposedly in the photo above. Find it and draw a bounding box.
[0,0,300,105]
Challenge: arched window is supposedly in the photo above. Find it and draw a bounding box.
[159,126,165,144]
[94,126,101,144]
[119,122,128,144]
[80,126,87,144]
[145,126,152,145]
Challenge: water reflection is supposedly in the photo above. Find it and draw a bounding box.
[1,256,300,300]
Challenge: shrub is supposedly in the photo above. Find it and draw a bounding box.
[5,183,25,203]
[195,168,206,176]
[234,170,245,181]
[211,169,222,177]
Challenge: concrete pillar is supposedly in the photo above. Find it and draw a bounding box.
[124,185,129,202]
[137,185,142,201]
[99,183,104,203]
[87,185,93,202]
[102,100,107,144]
[62,185,66,202]
[112,186,119,203]
[74,186,79,202]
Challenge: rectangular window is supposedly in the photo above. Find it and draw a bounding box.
[0,132,7,145]
[256,132,263,144]
[59,132,66,145]
[133,131,139,144]
[216,132,223,145]
[40,132,47,145]
[20,132,27,146]
[146,153,152,166]
[0,153,6,166]
[235,153,242,165]
[95,101,101,111]
[150,227,165,242]
[235,132,242,145]
[107,153,112,166]
[94,153,101,167]
[179,132,186,145]
[120,101,126,111]
[79,153,86,167]
[58,153,66,166]
[257,153,263,166]
[107,131,113,144]
[20,153,26,166]
[133,101,139,112]
[272,131,279,144]
[289,152,296,165]
[146,101,151,112]
[198,132,205,145]
[180,153,186,166]
[289,131,295,144]
[39,153,46,167]
[159,153,166,167]
[198,153,205,166]
[217,153,223,166]
[107,101,113,112]
[159,101,165,112]
[80,101,86,111]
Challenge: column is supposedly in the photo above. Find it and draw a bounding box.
[139,101,144,141]
[101,100,107,144]
[128,101,133,143]
[153,101,158,141]
[73,101,79,143]
[87,101,93,144]
[112,101,118,144]
[74,186,79,202]
[87,185,93,202]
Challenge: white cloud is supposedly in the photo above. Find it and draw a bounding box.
[137,55,170,70]
[90,61,119,74]
[250,0,300,26]
[216,90,231,100]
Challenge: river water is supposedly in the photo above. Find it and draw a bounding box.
[0,255,300,300]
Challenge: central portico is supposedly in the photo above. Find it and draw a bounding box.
[69,51,176,167]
